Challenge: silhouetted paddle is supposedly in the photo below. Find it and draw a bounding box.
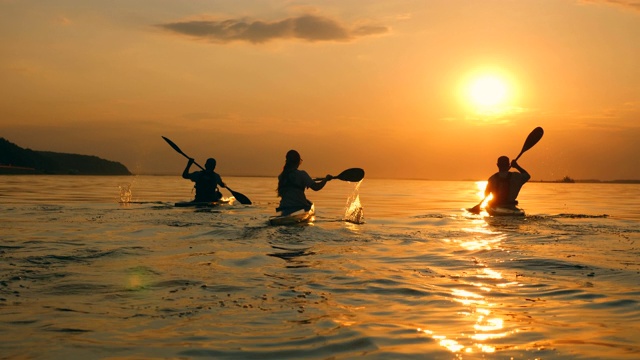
[467,127,544,214]
[514,127,544,161]
[314,168,365,182]
[162,136,252,205]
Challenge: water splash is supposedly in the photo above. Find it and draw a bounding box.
[343,180,365,224]
[118,183,132,204]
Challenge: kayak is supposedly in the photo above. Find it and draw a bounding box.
[175,197,234,208]
[268,205,315,226]
[486,206,525,216]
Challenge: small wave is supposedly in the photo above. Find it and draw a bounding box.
[268,247,316,262]
[149,279,205,289]
[8,319,39,325]
[413,214,449,219]
[552,213,610,219]
[42,326,92,333]
[0,245,24,251]
[584,298,639,311]
[126,266,161,276]
[511,257,591,271]
[25,247,146,265]
[118,201,166,205]
[178,335,377,360]
[49,282,113,295]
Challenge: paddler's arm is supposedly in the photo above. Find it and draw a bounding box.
[305,172,332,191]
[483,174,492,197]
[510,160,531,182]
[182,158,195,179]
[218,173,227,188]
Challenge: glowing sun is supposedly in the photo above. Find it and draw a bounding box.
[465,74,512,114]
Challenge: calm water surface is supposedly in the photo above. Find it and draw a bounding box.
[1,175,639,359]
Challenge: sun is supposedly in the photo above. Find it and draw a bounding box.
[469,76,507,107]
[464,73,513,114]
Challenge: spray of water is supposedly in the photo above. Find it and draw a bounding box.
[343,180,365,224]
[118,183,132,204]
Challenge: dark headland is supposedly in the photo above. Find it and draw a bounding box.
[0,138,131,175]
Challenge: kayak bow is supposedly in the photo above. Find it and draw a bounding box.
[268,205,315,226]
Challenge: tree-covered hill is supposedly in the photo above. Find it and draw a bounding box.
[0,138,131,175]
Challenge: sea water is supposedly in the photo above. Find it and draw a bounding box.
[1,175,639,359]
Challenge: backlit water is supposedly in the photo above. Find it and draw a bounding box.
[1,176,639,359]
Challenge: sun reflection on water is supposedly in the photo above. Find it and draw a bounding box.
[455,227,506,251]
[436,336,465,353]
[418,216,524,356]
[419,283,516,354]
[474,180,492,211]
[478,268,503,279]
[475,181,487,198]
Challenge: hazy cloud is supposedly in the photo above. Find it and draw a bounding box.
[582,0,640,13]
[182,112,218,121]
[158,14,389,44]
[56,16,71,26]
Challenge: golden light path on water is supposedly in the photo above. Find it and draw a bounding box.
[418,185,521,356]
[474,180,492,214]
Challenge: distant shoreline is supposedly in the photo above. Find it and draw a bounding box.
[532,179,640,184]
[1,170,638,184]
[0,165,132,176]
[1,138,131,176]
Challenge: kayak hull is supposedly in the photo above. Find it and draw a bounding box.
[269,205,315,226]
[175,197,234,208]
[486,206,525,216]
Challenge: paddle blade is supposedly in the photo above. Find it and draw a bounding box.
[162,136,185,156]
[227,187,252,205]
[466,204,481,214]
[515,127,544,161]
[335,168,365,182]
[467,195,488,215]
[162,136,205,170]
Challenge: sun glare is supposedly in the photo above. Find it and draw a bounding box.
[464,73,513,115]
[469,76,507,107]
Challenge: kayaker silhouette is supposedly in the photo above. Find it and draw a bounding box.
[182,157,226,202]
[484,156,531,211]
[275,150,332,216]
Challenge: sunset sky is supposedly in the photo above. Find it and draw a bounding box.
[1,0,639,181]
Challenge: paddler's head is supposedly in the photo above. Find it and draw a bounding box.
[497,156,510,171]
[205,158,217,171]
[285,150,301,168]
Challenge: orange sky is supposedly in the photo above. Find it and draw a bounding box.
[1,0,639,180]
